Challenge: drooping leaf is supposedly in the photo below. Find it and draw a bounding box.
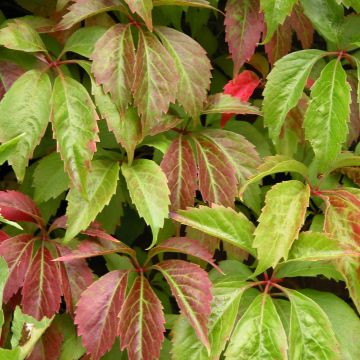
[122,159,170,246]
[253,180,310,275]
[225,293,287,359]
[171,205,255,256]
[224,0,264,75]
[289,4,314,48]
[154,259,212,349]
[118,274,165,360]
[0,70,51,181]
[75,270,128,360]
[263,49,325,140]
[91,24,135,112]
[304,59,351,172]
[124,0,153,30]
[51,75,99,195]
[132,30,178,134]
[160,135,197,210]
[64,159,119,242]
[156,26,211,119]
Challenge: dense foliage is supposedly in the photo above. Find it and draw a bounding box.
[0,0,359,359]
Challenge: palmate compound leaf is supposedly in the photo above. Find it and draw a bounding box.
[91,24,135,113]
[304,59,351,172]
[64,159,119,243]
[0,70,51,182]
[75,270,128,360]
[118,274,165,360]
[124,0,153,31]
[122,159,170,247]
[160,135,197,211]
[153,259,212,350]
[225,0,264,75]
[253,180,310,276]
[155,26,212,119]
[263,49,325,141]
[132,29,179,135]
[225,293,288,360]
[51,75,99,196]
[171,205,255,256]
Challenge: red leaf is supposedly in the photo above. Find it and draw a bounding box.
[75,270,128,360]
[154,259,212,348]
[118,275,165,360]
[0,230,9,242]
[160,135,197,211]
[0,234,34,303]
[21,244,62,320]
[289,4,314,49]
[221,70,260,127]
[0,191,43,227]
[224,0,264,75]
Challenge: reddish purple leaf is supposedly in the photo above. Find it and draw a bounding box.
[0,230,9,242]
[118,275,165,360]
[154,259,212,349]
[0,234,34,303]
[347,75,360,146]
[75,270,128,360]
[21,244,62,320]
[160,135,197,211]
[225,0,264,75]
[289,4,314,49]
[194,136,237,207]
[0,61,25,99]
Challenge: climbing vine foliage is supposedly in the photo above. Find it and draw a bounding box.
[0,0,359,359]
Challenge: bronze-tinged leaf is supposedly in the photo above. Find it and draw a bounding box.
[160,135,197,211]
[225,0,264,75]
[338,167,360,186]
[21,244,62,320]
[91,24,135,112]
[124,0,153,30]
[289,4,314,49]
[75,270,128,360]
[0,61,25,99]
[132,29,179,135]
[193,135,237,207]
[0,234,34,303]
[118,274,165,360]
[347,74,360,146]
[154,259,212,349]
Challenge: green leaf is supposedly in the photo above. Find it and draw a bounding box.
[0,70,51,181]
[260,0,297,43]
[51,75,99,195]
[0,133,25,166]
[304,59,351,172]
[171,205,256,256]
[254,180,310,275]
[124,0,153,30]
[64,159,119,242]
[122,159,170,247]
[263,49,325,140]
[287,290,340,359]
[0,19,47,52]
[32,152,70,203]
[153,0,213,7]
[0,257,9,334]
[225,293,287,359]
[0,349,20,360]
[328,152,360,173]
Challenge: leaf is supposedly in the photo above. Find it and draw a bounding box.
[91,24,135,112]
[0,134,25,166]
[0,70,52,181]
[57,0,124,30]
[118,274,165,360]
[225,293,287,359]
[124,0,153,30]
[260,0,297,43]
[155,26,211,119]
[193,135,238,207]
[21,244,62,320]
[0,60,26,98]
[287,290,340,359]
[160,135,197,210]
[153,0,212,7]
[0,20,47,52]
[51,75,99,195]
[253,180,310,275]
[225,0,264,75]
[171,205,255,256]
[132,29,178,134]
[75,270,128,360]
[304,59,351,172]
[289,4,314,48]
[122,159,170,247]
[0,257,9,334]
[64,159,119,242]
[154,260,212,349]
[32,152,70,203]
[263,49,325,140]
